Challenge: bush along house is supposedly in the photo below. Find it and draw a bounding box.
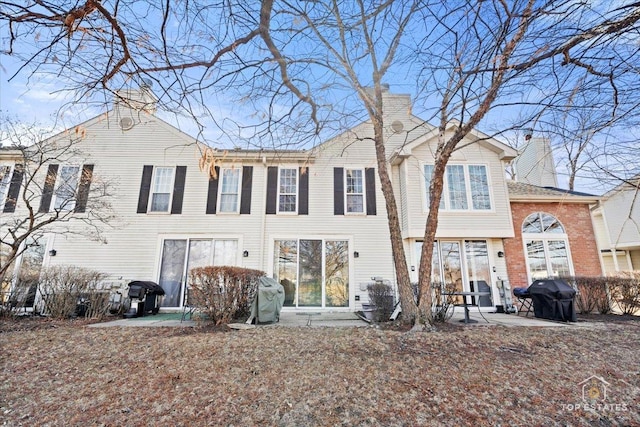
[0,86,604,315]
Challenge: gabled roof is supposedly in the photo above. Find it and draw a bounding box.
[390,121,518,163]
[507,181,600,203]
[602,173,640,198]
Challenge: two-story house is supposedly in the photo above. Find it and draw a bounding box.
[1,86,603,314]
[591,175,640,273]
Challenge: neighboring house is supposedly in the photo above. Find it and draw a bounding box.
[1,86,604,314]
[504,181,602,288]
[591,175,640,274]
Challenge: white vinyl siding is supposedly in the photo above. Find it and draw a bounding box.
[53,165,80,211]
[219,168,241,213]
[150,167,174,212]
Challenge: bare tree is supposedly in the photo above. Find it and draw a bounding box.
[2,1,640,327]
[0,115,115,294]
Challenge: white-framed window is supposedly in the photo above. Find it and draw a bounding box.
[278,168,298,213]
[522,212,573,282]
[150,167,175,212]
[53,165,81,211]
[0,165,13,210]
[423,163,492,211]
[218,168,241,213]
[345,168,365,213]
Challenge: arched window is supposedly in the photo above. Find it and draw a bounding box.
[521,212,573,282]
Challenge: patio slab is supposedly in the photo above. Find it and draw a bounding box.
[88,310,589,328]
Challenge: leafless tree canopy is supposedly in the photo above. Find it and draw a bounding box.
[2,0,640,325]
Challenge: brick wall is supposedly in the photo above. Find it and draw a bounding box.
[504,202,602,289]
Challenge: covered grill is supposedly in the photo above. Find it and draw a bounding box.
[124,281,165,318]
[528,279,576,322]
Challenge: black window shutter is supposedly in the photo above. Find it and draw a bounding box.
[206,166,220,214]
[298,167,308,215]
[3,164,24,213]
[240,166,253,214]
[266,166,278,214]
[136,165,153,214]
[334,167,344,215]
[39,164,59,213]
[171,166,187,214]
[74,164,94,213]
[365,168,377,215]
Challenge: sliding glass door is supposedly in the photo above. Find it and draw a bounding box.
[274,239,349,308]
[158,238,238,307]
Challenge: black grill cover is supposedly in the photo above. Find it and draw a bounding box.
[528,279,576,322]
[127,281,166,299]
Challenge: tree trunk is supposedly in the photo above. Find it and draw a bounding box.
[371,116,417,323]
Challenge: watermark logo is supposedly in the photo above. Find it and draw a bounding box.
[578,375,609,402]
[561,374,628,412]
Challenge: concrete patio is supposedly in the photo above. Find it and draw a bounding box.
[88,309,585,328]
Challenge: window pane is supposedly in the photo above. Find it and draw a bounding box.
[446,165,468,209]
[279,195,296,212]
[274,240,297,307]
[522,213,543,233]
[54,165,80,211]
[526,240,548,280]
[213,239,238,266]
[346,169,364,213]
[298,239,322,307]
[541,213,565,233]
[325,240,349,307]
[159,239,187,307]
[219,169,240,213]
[548,240,571,277]
[278,169,297,212]
[346,169,363,193]
[0,166,12,208]
[346,194,364,213]
[423,165,445,210]
[465,240,492,306]
[150,167,173,212]
[469,165,491,210]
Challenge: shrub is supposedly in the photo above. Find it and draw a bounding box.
[564,276,613,315]
[366,280,395,322]
[430,282,457,323]
[39,265,108,319]
[188,266,264,325]
[610,272,640,315]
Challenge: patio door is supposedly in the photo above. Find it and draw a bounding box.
[414,240,493,307]
[274,239,349,308]
[158,238,238,307]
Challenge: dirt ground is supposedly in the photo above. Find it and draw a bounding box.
[1,315,639,426]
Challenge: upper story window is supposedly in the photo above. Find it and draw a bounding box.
[219,168,241,213]
[346,169,365,213]
[424,163,491,211]
[38,163,94,214]
[278,168,298,213]
[266,166,308,215]
[137,165,186,215]
[150,167,175,212]
[53,165,81,211]
[522,212,565,234]
[0,165,13,211]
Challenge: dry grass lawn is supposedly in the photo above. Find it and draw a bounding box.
[1,316,639,426]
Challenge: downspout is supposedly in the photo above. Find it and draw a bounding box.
[259,156,268,274]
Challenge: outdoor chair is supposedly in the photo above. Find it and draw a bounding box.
[513,287,533,317]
